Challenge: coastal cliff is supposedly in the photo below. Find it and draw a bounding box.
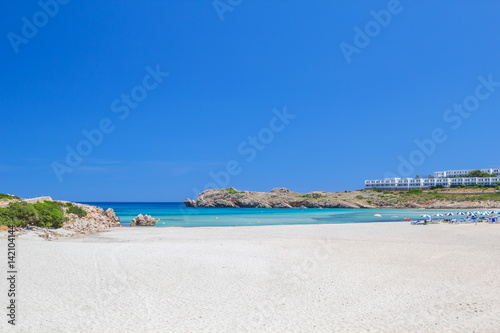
[185,187,500,209]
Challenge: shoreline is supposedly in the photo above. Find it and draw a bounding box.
[18,215,500,233]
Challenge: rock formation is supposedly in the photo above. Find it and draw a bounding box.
[130,214,157,226]
[0,196,122,239]
[24,196,53,204]
[104,208,120,224]
[62,203,122,233]
[184,187,500,209]
[184,198,196,207]
[185,188,369,209]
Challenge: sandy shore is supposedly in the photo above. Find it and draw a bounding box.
[1,222,499,332]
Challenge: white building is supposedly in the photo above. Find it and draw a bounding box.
[434,168,500,178]
[365,168,500,190]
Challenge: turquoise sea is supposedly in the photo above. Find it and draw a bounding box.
[81,202,458,227]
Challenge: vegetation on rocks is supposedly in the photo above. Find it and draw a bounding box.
[225,187,245,195]
[0,201,68,228]
[0,195,119,235]
[67,205,87,218]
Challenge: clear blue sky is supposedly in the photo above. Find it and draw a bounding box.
[1,0,499,201]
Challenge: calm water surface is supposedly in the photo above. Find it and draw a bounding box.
[81,202,457,227]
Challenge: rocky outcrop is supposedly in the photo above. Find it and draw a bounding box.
[269,201,292,208]
[130,214,156,226]
[424,200,500,209]
[186,188,375,209]
[185,188,500,210]
[184,198,197,207]
[62,203,122,234]
[104,208,120,223]
[270,188,291,194]
[0,197,121,238]
[24,196,53,204]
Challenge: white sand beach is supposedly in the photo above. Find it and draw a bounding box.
[1,222,499,332]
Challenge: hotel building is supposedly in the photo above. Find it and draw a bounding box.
[433,168,500,178]
[365,168,500,190]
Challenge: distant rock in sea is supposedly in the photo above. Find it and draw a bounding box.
[185,187,370,209]
[184,187,500,209]
[130,214,157,226]
[184,198,197,207]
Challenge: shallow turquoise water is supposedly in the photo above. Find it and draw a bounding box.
[81,202,459,227]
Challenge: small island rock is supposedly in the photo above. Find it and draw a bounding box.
[184,198,197,207]
[130,214,157,226]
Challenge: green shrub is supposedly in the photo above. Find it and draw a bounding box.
[67,205,87,218]
[34,202,56,225]
[35,208,52,226]
[0,200,70,228]
[49,209,65,228]
[466,170,497,178]
[371,188,381,192]
[225,187,240,195]
[32,201,68,227]
[0,208,19,226]
[355,195,364,200]
[383,191,391,194]
[8,202,38,225]
[408,189,423,194]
